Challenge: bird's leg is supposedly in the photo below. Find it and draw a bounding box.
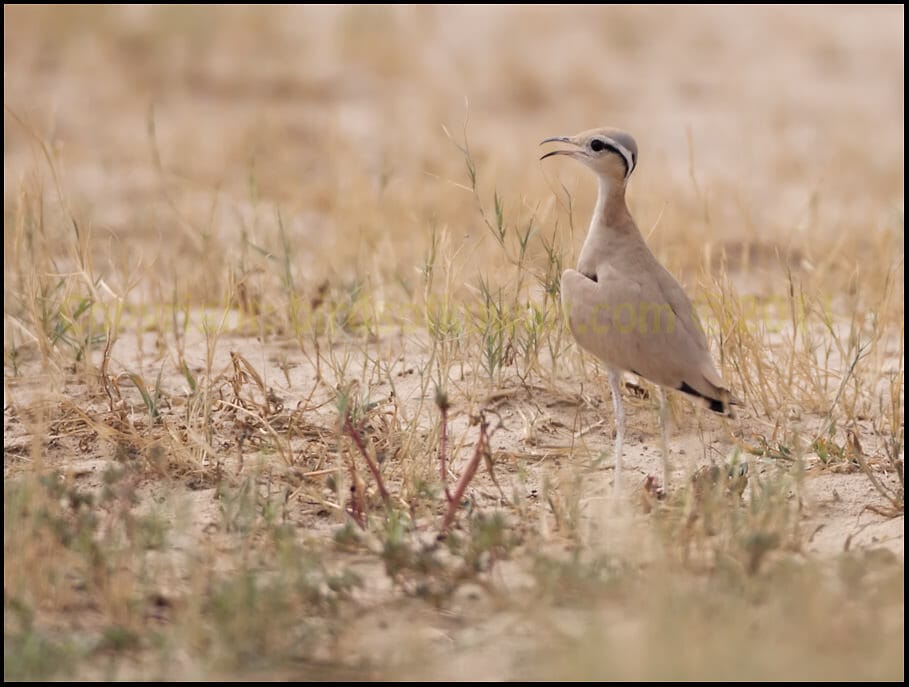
[692,402,705,480]
[607,368,625,497]
[657,387,671,490]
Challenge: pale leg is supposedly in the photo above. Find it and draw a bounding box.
[607,368,625,497]
[657,387,671,489]
[691,403,704,480]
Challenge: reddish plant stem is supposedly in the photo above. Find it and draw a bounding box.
[344,416,391,508]
[441,414,489,534]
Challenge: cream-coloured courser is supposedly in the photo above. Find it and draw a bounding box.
[541,127,734,496]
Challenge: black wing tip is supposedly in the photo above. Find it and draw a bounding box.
[677,382,736,416]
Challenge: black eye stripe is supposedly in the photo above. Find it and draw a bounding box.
[591,139,631,176]
[590,138,634,176]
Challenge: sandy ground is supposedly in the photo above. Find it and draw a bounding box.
[4,324,903,679]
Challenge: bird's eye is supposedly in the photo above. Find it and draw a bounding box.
[590,139,606,152]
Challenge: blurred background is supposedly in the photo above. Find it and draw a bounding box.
[4,4,904,311]
[3,8,904,681]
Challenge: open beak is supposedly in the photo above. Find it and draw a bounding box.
[539,136,583,161]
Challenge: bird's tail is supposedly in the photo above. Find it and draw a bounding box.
[677,382,740,417]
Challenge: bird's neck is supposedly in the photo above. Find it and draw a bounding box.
[577,176,638,275]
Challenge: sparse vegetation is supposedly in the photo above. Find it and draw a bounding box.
[4,5,903,681]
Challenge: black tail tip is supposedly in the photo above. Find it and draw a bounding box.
[678,382,737,417]
[708,398,727,414]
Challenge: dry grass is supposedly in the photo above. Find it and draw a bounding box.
[4,5,904,681]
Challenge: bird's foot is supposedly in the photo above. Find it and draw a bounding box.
[640,474,666,513]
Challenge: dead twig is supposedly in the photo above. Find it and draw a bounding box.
[436,386,453,503]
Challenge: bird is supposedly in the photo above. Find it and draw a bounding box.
[540,127,735,497]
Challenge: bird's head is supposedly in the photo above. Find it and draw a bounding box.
[540,127,638,186]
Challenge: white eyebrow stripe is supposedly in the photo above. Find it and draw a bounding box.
[601,136,635,178]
